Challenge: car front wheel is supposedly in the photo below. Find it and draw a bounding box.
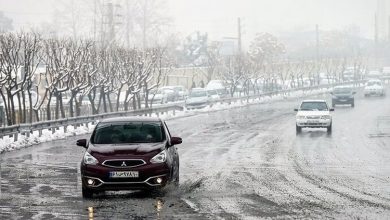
[327,124,332,134]
[296,125,302,134]
[82,187,94,198]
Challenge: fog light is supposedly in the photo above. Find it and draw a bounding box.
[87,179,95,185]
[156,177,163,184]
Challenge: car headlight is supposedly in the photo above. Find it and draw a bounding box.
[321,115,331,119]
[297,116,306,119]
[84,152,98,165]
[150,150,167,164]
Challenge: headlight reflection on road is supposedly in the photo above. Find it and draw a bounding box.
[88,207,94,220]
[156,198,163,219]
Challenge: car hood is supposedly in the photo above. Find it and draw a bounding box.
[186,97,208,103]
[88,142,165,156]
[296,111,330,116]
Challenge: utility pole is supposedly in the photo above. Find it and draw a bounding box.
[375,13,378,68]
[93,0,97,42]
[126,0,130,48]
[237,17,242,54]
[107,3,115,45]
[315,24,320,84]
[315,24,319,62]
[143,0,148,50]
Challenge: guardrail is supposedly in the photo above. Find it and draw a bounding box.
[0,80,365,142]
[0,104,184,141]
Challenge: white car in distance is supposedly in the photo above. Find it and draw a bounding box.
[185,88,209,109]
[364,79,385,97]
[295,100,334,134]
[206,89,221,102]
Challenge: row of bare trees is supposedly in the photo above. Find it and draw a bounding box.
[0,31,368,126]
[0,32,171,126]
[202,33,368,97]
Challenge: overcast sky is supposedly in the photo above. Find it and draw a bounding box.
[0,0,377,40]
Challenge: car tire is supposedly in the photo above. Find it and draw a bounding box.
[173,165,180,186]
[327,124,332,134]
[82,187,94,198]
[296,125,302,134]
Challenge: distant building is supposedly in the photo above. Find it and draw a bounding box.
[376,0,390,41]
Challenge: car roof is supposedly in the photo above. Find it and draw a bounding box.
[367,79,382,82]
[99,116,162,123]
[334,85,352,89]
[191,88,206,91]
[301,100,327,103]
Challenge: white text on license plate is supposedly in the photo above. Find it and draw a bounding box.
[110,171,139,178]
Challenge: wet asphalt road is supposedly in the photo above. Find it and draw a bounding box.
[1,88,390,219]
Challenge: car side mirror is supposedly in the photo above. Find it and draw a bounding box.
[352,91,356,94]
[330,92,333,95]
[294,108,298,111]
[76,139,87,148]
[170,137,182,145]
[329,108,334,111]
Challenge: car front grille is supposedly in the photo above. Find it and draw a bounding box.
[102,159,146,168]
[303,123,327,126]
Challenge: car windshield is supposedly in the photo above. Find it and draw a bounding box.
[334,88,352,94]
[300,102,328,111]
[91,122,165,144]
[367,81,381,86]
[208,90,217,95]
[190,91,207,97]
[174,87,183,92]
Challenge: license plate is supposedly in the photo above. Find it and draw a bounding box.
[339,99,347,102]
[109,171,139,178]
[307,120,319,123]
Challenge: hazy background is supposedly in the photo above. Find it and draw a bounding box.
[0,0,377,43]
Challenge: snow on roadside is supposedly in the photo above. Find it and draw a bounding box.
[0,124,94,154]
[0,86,333,154]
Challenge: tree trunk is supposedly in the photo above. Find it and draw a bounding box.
[101,87,107,113]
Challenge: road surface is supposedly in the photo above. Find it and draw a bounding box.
[1,89,390,219]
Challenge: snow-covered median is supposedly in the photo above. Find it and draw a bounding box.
[0,87,332,153]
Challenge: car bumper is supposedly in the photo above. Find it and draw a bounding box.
[332,98,353,104]
[81,163,170,191]
[296,119,332,128]
[364,90,384,96]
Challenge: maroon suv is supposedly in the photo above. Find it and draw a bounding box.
[76,117,182,198]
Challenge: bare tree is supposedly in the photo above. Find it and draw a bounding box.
[0,33,23,125]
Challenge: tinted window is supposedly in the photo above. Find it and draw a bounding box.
[333,87,352,94]
[367,81,381,86]
[207,90,217,95]
[91,122,165,144]
[190,91,207,97]
[300,102,328,111]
